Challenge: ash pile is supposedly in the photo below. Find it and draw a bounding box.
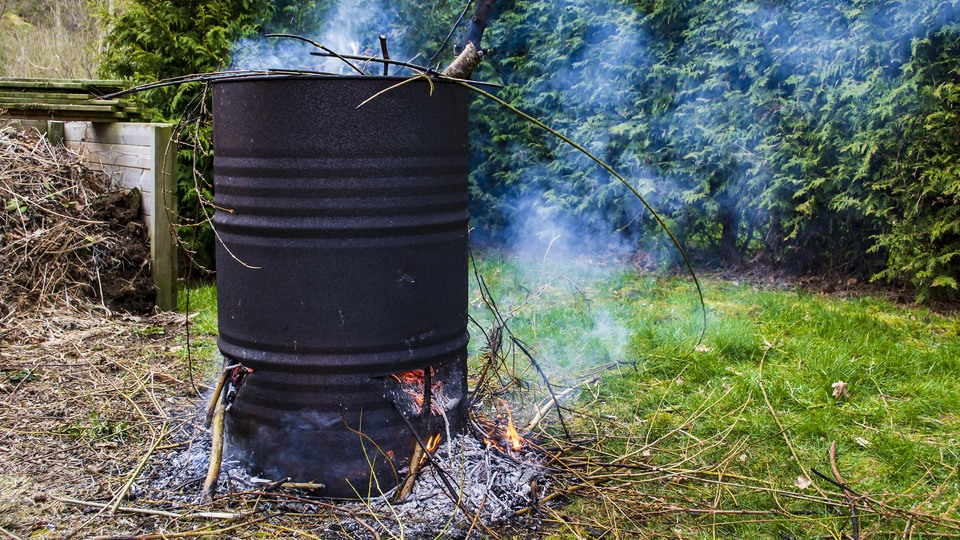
[367,434,546,535]
[141,410,548,539]
[0,126,156,315]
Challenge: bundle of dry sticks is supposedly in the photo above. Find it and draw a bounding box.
[0,126,156,317]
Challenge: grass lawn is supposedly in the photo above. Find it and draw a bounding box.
[470,250,960,538]
[180,249,960,538]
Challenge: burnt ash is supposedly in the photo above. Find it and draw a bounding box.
[369,434,546,535]
[137,401,548,539]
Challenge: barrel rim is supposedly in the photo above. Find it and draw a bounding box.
[210,73,464,86]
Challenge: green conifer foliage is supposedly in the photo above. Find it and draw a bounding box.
[470,0,959,299]
[98,0,959,298]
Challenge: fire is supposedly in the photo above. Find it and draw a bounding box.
[481,399,525,453]
[425,433,442,453]
[502,406,523,452]
[390,370,422,384]
[410,433,442,466]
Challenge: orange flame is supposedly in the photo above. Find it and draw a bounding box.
[503,406,523,452]
[425,433,442,453]
[481,399,525,453]
[416,433,442,465]
[390,371,422,384]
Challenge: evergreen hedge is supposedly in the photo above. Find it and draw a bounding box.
[99,0,960,299]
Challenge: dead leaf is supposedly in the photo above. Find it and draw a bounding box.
[795,475,812,490]
[832,380,850,400]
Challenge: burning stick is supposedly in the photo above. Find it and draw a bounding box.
[202,400,225,503]
[391,402,464,504]
[204,363,239,427]
[476,399,524,453]
[395,432,441,502]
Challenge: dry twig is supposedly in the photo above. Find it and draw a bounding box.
[202,400,225,502]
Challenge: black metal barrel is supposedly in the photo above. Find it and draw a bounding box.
[212,76,469,498]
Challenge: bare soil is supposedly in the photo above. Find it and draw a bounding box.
[0,309,198,538]
[0,309,548,539]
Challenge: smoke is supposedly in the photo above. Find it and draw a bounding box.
[493,186,638,263]
[229,0,423,73]
[535,306,630,381]
[466,0,662,268]
[470,0,960,275]
[469,0,892,379]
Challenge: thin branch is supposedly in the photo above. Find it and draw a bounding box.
[509,336,571,438]
[264,33,364,75]
[379,35,390,76]
[830,441,860,540]
[427,0,475,68]
[448,79,708,350]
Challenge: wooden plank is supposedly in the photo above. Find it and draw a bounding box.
[64,122,160,147]
[46,121,65,146]
[0,78,127,92]
[0,111,130,121]
[0,91,108,101]
[0,96,127,107]
[2,102,126,113]
[151,124,178,311]
[68,140,154,169]
[71,157,154,194]
[140,189,155,221]
[111,167,154,194]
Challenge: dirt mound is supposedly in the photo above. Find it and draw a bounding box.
[0,126,156,315]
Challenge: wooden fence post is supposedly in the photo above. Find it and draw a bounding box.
[151,124,178,311]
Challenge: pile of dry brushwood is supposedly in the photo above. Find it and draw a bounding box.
[0,126,156,316]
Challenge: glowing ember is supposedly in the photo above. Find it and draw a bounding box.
[390,368,443,416]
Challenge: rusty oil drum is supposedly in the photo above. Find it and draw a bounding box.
[212,76,469,498]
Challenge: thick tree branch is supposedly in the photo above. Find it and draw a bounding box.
[443,0,496,79]
[443,41,483,79]
[456,0,496,54]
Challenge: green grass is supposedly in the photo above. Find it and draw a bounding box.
[176,281,221,384]
[178,252,960,537]
[471,252,960,538]
[178,281,218,336]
